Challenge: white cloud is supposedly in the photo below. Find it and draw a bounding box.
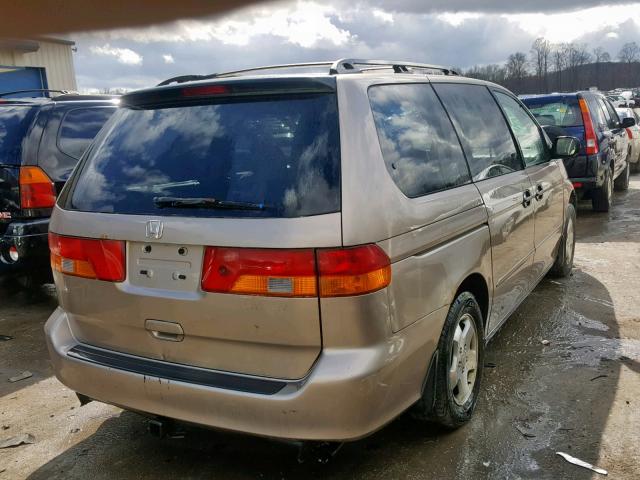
[89,43,143,65]
[607,31,620,38]
[162,54,175,64]
[372,9,394,23]
[92,1,352,48]
[437,12,483,26]
[503,5,640,43]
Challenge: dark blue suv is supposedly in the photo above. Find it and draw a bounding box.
[0,90,117,284]
[521,91,635,211]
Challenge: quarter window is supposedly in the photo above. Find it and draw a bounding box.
[434,84,522,181]
[368,83,470,198]
[494,91,548,167]
[58,107,115,159]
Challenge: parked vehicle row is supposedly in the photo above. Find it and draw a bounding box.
[0,90,117,283]
[521,91,635,211]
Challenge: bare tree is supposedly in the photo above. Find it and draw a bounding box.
[565,43,592,89]
[530,37,551,92]
[592,46,611,89]
[593,46,611,63]
[618,42,640,63]
[551,43,568,91]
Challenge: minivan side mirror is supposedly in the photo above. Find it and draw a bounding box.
[552,136,580,158]
[621,116,636,128]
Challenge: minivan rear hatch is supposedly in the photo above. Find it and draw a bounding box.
[55,78,342,380]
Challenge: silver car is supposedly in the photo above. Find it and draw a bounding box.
[45,59,578,444]
[616,107,640,172]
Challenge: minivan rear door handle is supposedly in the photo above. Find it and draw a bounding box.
[522,189,532,208]
[145,319,184,342]
[535,184,544,201]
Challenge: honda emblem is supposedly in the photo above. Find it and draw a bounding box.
[145,220,164,239]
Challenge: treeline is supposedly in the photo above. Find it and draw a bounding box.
[464,39,640,94]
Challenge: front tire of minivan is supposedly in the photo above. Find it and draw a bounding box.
[414,292,484,429]
[550,203,576,278]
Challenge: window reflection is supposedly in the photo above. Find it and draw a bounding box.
[369,84,470,198]
[434,84,522,181]
[70,95,341,218]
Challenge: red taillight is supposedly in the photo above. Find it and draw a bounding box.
[317,245,391,297]
[578,98,599,155]
[572,182,583,189]
[182,85,230,97]
[48,233,125,282]
[626,128,633,139]
[201,247,317,297]
[200,244,392,298]
[19,166,56,209]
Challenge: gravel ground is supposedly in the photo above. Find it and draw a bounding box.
[1,177,639,479]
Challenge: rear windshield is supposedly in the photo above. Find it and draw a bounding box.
[69,94,340,218]
[0,105,38,165]
[521,97,582,128]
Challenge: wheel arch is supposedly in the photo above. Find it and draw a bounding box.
[454,273,489,331]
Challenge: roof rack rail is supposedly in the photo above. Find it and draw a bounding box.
[328,59,459,76]
[155,58,459,86]
[0,89,77,98]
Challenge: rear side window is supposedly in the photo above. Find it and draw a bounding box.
[0,105,38,165]
[522,97,582,127]
[368,84,470,198]
[434,84,521,181]
[585,95,606,127]
[69,94,340,218]
[58,107,115,159]
[494,92,548,167]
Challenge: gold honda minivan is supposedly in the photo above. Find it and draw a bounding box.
[45,59,578,444]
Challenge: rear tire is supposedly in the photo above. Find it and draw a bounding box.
[550,203,576,278]
[614,162,630,191]
[415,292,484,428]
[592,168,613,212]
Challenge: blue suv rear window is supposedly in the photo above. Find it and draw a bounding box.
[521,97,582,128]
[68,93,340,218]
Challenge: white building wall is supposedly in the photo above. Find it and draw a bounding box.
[0,39,77,91]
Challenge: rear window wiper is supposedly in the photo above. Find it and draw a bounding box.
[153,197,267,211]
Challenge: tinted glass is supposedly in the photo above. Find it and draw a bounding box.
[58,107,115,159]
[495,92,548,167]
[368,84,470,198]
[522,97,582,127]
[0,105,38,165]
[70,94,340,218]
[585,95,606,127]
[602,99,621,127]
[597,98,616,129]
[434,84,521,181]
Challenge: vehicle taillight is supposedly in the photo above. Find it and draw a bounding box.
[201,247,317,297]
[572,182,583,189]
[626,127,633,139]
[578,98,599,155]
[317,245,391,297]
[19,166,56,209]
[49,233,125,282]
[201,244,392,298]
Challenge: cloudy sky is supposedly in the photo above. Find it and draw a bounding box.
[72,0,640,92]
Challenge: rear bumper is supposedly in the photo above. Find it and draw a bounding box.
[0,218,50,274]
[45,305,445,442]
